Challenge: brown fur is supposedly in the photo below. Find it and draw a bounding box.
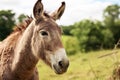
[0,9,63,80]
[0,0,68,80]
[0,17,38,80]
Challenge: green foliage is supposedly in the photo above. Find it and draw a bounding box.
[62,25,74,35]
[0,10,15,40]
[62,36,80,55]
[71,20,114,52]
[104,4,120,21]
[66,19,115,52]
[103,4,120,44]
[18,14,27,23]
[71,20,93,51]
[62,4,120,52]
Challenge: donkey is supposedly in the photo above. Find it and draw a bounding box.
[0,0,69,80]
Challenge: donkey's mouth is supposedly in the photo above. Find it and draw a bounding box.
[53,64,67,74]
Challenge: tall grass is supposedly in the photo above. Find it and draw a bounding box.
[37,49,120,80]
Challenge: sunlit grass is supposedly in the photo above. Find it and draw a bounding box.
[37,49,120,80]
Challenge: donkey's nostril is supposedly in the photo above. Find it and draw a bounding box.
[58,60,69,69]
[58,61,64,68]
[54,60,69,74]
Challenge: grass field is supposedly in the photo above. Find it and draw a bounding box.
[37,49,120,80]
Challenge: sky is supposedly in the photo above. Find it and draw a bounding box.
[0,0,120,25]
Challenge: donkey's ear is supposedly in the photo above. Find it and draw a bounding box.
[33,0,44,20]
[51,2,66,20]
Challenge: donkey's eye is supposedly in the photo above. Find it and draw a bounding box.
[40,31,48,36]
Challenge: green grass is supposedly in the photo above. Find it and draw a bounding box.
[37,49,120,80]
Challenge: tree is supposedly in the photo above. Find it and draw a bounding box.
[0,10,15,40]
[61,25,74,35]
[71,19,114,52]
[18,14,27,23]
[103,4,120,43]
[71,20,95,51]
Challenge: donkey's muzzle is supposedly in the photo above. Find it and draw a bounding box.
[53,59,69,74]
[51,48,69,74]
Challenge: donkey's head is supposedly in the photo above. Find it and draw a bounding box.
[31,0,69,74]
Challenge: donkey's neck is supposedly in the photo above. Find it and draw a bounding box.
[12,21,39,79]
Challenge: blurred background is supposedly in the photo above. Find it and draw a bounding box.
[0,0,120,80]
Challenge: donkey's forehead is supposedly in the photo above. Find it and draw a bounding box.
[35,12,53,25]
[36,19,62,34]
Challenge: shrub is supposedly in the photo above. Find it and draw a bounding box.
[62,35,80,55]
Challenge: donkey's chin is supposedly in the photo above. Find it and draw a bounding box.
[52,64,67,74]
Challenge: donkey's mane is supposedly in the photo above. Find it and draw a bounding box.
[13,16,33,33]
[4,16,33,45]
[0,16,33,59]
[13,12,49,33]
